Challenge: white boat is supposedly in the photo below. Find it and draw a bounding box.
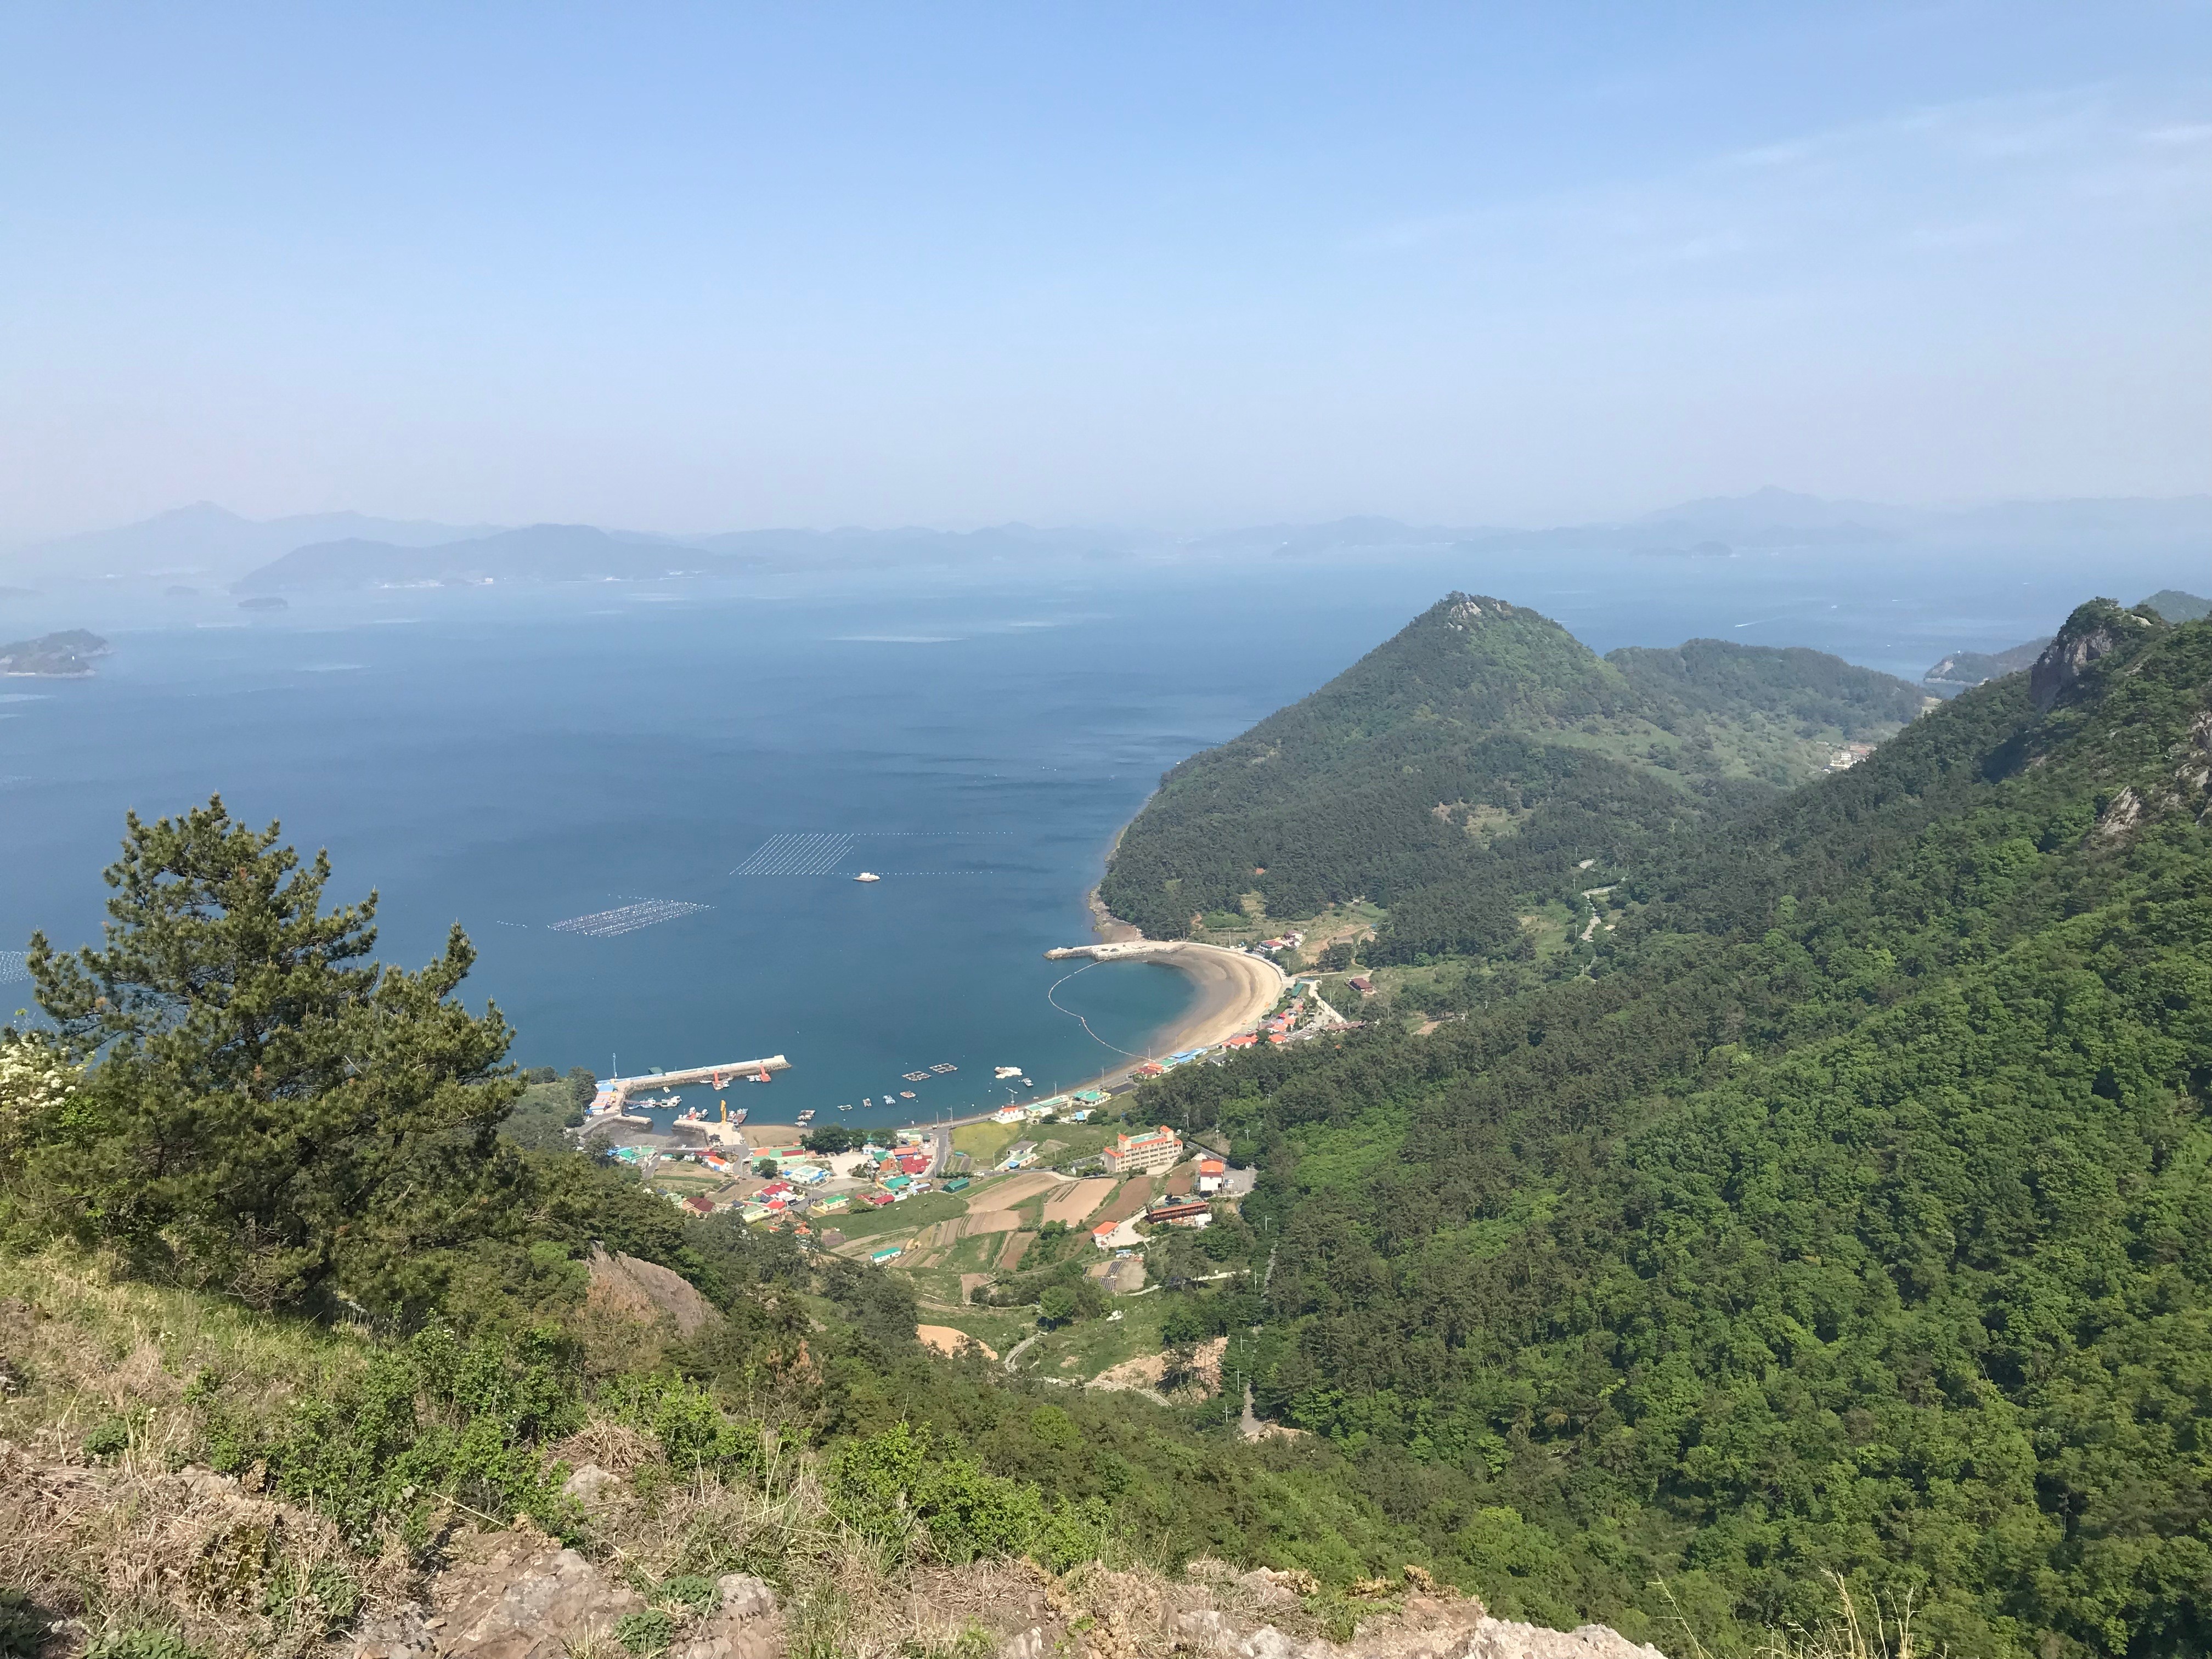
[854,872,881,883]
[994,1065,1023,1080]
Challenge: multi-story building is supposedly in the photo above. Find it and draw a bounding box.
[1102,1124,1183,1175]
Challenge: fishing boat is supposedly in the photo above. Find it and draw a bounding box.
[731,1107,748,1125]
[797,1109,816,1125]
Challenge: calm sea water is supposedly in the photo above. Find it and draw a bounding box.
[2,543,2189,1133]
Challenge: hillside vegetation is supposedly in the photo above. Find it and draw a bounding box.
[1099,594,1926,958]
[0,801,1545,1658]
[1134,599,2212,1656]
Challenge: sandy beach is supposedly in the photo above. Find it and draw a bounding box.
[1144,941,1286,1054]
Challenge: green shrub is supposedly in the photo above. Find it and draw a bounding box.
[601,1373,768,1481]
[0,1590,50,1659]
[255,1323,585,1545]
[80,1628,206,1659]
[613,1610,675,1656]
[80,1414,133,1460]
[655,1576,718,1614]
[825,1422,1108,1570]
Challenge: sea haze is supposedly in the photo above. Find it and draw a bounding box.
[0,543,2188,1133]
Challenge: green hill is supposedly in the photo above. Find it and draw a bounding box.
[1135,599,2211,1655]
[1099,593,1927,960]
[2143,587,2210,623]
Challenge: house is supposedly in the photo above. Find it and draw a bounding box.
[1103,1125,1183,1175]
[1347,975,1373,994]
[870,1246,902,1264]
[681,1195,716,1217]
[993,1105,1024,1124]
[1196,1157,1227,1195]
[1091,1221,1122,1250]
[1224,1032,1259,1048]
[1146,1197,1212,1229]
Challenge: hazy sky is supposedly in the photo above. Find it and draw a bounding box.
[3,3,2207,538]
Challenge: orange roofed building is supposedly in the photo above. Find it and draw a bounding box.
[1103,1124,1183,1175]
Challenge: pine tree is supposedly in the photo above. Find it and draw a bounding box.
[14,795,525,1314]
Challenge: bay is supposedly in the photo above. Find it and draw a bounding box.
[0,541,2184,1135]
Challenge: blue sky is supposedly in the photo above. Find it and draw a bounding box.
[2,3,2206,535]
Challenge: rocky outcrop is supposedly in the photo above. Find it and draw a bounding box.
[585,1247,722,1337]
[672,1575,782,1659]
[1166,1596,1667,1659]
[983,1565,1668,1659]
[347,1531,644,1659]
[343,1537,782,1659]
[2030,600,2155,713]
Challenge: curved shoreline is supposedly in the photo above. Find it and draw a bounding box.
[1045,938,1286,1087]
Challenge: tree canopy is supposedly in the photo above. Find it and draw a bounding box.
[9,795,525,1314]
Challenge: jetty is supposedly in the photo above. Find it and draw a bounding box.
[1043,940,1186,962]
[603,1056,792,1105]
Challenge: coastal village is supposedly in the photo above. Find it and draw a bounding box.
[559,936,1347,1393]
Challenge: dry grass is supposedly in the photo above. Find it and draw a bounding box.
[1754,1575,1935,1659]
[0,1444,413,1659]
[0,1248,372,1465]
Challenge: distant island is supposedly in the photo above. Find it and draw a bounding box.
[0,628,109,676]
[2143,586,2211,622]
[1922,636,2051,695]
[232,523,716,594]
[1921,586,2208,695]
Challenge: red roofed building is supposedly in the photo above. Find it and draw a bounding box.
[1197,1157,1227,1195]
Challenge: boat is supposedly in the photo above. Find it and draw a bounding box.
[838,1103,851,1111]
[854,872,881,883]
[797,1109,816,1125]
[899,1091,915,1099]
[731,1107,747,1125]
[994,1065,1022,1080]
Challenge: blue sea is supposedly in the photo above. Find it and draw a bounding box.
[1,541,2190,1135]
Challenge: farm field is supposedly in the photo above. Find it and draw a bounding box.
[1040,1177,1116,1227]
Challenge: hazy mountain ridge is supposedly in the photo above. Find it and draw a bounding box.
[1,503,499,584]
[230,523,720,592]
[13,489,2208,590]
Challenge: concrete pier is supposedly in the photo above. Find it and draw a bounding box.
[606,1055,791,1104]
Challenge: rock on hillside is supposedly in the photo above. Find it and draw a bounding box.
[2029,597,2162,713]
[584,1246,721,1336]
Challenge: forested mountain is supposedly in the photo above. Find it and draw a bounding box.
[1136,599,2212,1655]
[1099,593,1927,957]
